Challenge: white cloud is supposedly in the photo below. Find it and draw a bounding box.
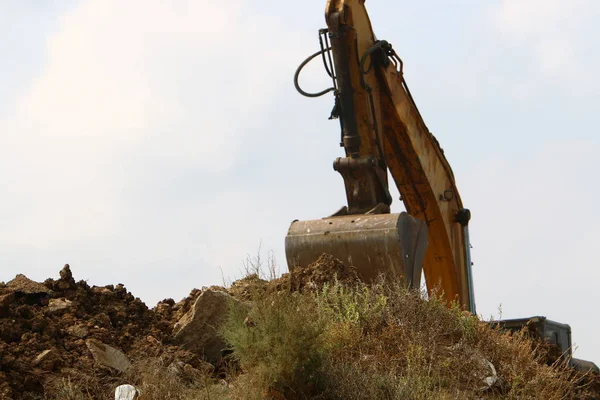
[489,0,599,93]
[0,0,304,247]
[493,0,572,38]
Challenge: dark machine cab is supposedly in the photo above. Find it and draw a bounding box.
[493,316,598,373]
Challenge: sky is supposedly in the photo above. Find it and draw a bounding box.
[1,0,599,362]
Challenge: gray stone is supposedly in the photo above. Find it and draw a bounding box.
[86,339,131,373]
[479,358,498,390]
[47,298,72,314]
[172,289,240,361]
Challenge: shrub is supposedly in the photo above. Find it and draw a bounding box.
[221,278,579,399]
[221,292,328,399]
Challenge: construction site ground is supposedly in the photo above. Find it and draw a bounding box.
[0,257,598,399]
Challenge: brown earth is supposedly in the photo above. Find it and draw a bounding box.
[0,265,217,399]
[227,253,360,299]
[1,256,598,399]
[288,253,360,290]
[0,254,349,399]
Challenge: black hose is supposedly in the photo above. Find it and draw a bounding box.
[294,48,336,98]
[319,33,335,79]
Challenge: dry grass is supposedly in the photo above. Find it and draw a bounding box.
[41,357,230,400]
[41,274,591,399]
[125,357,229,400]
[221,278,582,400]
[41,367,117,400]
[42,376,100,400]
[316,281,576,399]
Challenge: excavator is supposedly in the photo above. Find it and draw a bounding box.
[285,0,597,372]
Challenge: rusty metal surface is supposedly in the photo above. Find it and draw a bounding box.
[285,212,427,288]
[333,156,391,214]
[320,0,474,311]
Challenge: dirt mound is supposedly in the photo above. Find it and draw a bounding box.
[6,274,52,295]
[228,274,269,300]
[224,254,360,298]
[0,265,210,399]
[288,253,360,291]
[2,260,597,399]
[0,257,361,397]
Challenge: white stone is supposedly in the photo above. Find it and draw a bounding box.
[115,384,139,400]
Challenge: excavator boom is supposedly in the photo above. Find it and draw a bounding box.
[286,0,475,312]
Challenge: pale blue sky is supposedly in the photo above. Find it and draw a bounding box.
[1,0,599,362]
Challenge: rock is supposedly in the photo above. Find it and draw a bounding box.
[167,360,186,377]
[114,384,139,399]
[32,349,57,371]
[59,264,73,281]
[172,289,240,361]
[6,274,51,295]
[47,298,72,314]
[86,339,132,373]
[479,358,498,390]
[56,264,77,290]
[470,350,498,391]
[66,323,89,338]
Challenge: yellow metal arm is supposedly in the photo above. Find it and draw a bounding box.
[325,0,474,311]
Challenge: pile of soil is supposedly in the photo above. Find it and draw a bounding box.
[287,253,360,291]
[0,265,210,399]
[1,255,356,398]
[225,254,359,300]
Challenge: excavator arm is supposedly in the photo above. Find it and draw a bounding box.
[287,0,475,312]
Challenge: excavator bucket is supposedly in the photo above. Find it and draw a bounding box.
[285,212,428,288]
